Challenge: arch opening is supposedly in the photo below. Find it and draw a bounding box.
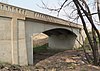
[33,28,77,65]
[33,28,77,52]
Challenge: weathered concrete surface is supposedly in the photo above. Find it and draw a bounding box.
[0,17,12,63]
[0,2,85,65]
[48,34,76,49]
[17,20,28,65]
[0,16,28,65]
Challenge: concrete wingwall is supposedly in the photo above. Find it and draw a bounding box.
[0,16,28,65]
[0,17,12,63]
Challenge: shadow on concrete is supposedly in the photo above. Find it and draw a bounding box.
[33,49,65,65]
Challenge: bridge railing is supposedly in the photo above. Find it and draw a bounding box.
[0,2,26,15]
[26,10,82,29]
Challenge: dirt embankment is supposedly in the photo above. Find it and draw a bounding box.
[33,50,100,71]
[0,50,100,71]
[33,33,48,47]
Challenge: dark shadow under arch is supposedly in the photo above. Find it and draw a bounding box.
[43,28,77,37]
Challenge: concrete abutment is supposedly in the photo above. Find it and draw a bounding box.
[0,16,28,65]
[11,18,28,65]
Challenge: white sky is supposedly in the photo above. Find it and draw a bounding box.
[0,0,75,20]
[0,0,65,18]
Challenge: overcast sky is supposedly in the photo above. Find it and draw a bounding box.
[0,0,63,17]
[0,0,73,20]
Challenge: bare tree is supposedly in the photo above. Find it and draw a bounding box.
[40,0,100,66]
[73,0,100,65]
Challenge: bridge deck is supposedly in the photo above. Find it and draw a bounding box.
[0,2,82,29]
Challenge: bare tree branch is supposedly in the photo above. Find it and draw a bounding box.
[96,0,100,22]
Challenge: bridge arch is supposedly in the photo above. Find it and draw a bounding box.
[43,28,77,36]
[25,19,81,65]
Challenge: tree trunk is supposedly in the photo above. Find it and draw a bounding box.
[92,28,99,65]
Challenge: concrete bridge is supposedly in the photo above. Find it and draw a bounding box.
[0,2,84,65]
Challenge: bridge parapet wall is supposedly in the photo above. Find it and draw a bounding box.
[0,2,25,15]
[26,10,82,29]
